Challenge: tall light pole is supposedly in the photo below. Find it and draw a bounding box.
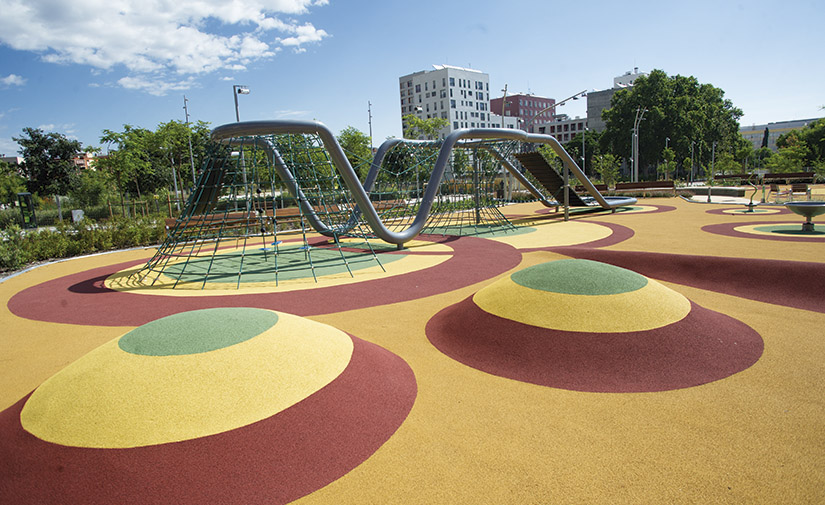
[631,107,647,182]
[233,85,250,210]
[233,85,249,122]
[690,141,695,183]
[582,127,588,176]
[183,95,196,185]
[368,101,374,151]
[707,141,717,203]
[500,85,514,200]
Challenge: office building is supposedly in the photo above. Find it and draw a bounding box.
[740,118,822,151]
[399,65,492,140]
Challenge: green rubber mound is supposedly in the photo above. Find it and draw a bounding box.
[754,225,825,236]
[118,308,279,356]
[511,259,648,295]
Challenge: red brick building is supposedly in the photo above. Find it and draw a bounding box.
[490,93,555,133]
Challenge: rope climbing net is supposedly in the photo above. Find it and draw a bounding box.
[129,122,532,289]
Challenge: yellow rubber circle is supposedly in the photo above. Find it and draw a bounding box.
[20,311,353,448]
[473,274,691,333]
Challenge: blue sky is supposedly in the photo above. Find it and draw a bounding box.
[0,0,822,157]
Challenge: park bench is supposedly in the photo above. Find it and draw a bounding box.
[574,184,609,193]
[762,172,815,184]
[767,183,810,202]
[713,173,758,185]
[614,180,676,196]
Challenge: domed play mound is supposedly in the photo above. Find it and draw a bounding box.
[426,259,763,393]
[0,308,417,505]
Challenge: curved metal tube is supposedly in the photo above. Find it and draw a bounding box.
[211,120,632,245]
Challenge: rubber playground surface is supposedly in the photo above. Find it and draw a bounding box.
[1,197,824,504]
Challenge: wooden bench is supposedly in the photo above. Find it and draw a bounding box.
[165,211,271,235]
[165,204,358,234]
[574,184,609,193]
[613,180,676,196]
[713,173,758,184]
[763,172,815,184]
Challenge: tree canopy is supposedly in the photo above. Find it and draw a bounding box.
[13,128,83,195]
[775,118,825,172]
[336,126,372,180]
[0,160,26,205]
[402,115,449,140]
[600,69,744,180]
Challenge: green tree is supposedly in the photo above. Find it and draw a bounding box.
[657,147,676,180]
[714,151,739,175]
[153,120,198,193]
[776,119,825,168]
[563,130,602,176]
[600,70,743,181]
[765,145,807,173]
[68,169,111,208]
[592,154,621,187]
[13,127,83,195]
[100,125,155,199]
[0,160,26,205]
[402,115,449,140]
[450,149,471,178]
[336,126,372,180]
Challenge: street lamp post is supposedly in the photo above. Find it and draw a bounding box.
[233,85,250,210]
[582,127,588,176]
[690,141,695,183]
[183,95,196,185]
[233,85,249,122]
[524,90,587,132]
[631,107,647,182]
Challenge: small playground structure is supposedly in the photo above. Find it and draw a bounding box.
[132,120,635,288]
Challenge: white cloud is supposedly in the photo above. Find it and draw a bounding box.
[278,23,329,47]
[0,0,330,94]
[1,74,27,87]
[36,123,77,136]
[274,109,312,119]
[117,75,199,96]
[0,137,20,156]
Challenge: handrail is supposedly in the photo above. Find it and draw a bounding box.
[211,120,630,245]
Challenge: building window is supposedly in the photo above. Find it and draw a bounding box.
[454,121,459,129]
[415,84,421,92]
[449,77,455,86]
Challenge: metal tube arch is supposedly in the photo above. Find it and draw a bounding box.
[211,120,633,245]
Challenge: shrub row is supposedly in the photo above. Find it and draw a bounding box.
[0,218,167,273]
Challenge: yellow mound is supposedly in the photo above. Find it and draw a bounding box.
[20,311,353,448]
[473,273,691,333]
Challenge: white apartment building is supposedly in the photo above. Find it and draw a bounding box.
[399,65,494,140]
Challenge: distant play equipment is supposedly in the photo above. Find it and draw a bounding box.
[133,120,635,288]
[785,201,825,231]
[745,174,759,212]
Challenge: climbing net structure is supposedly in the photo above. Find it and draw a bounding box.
[130,121,526,289]
[364,137,520,238]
